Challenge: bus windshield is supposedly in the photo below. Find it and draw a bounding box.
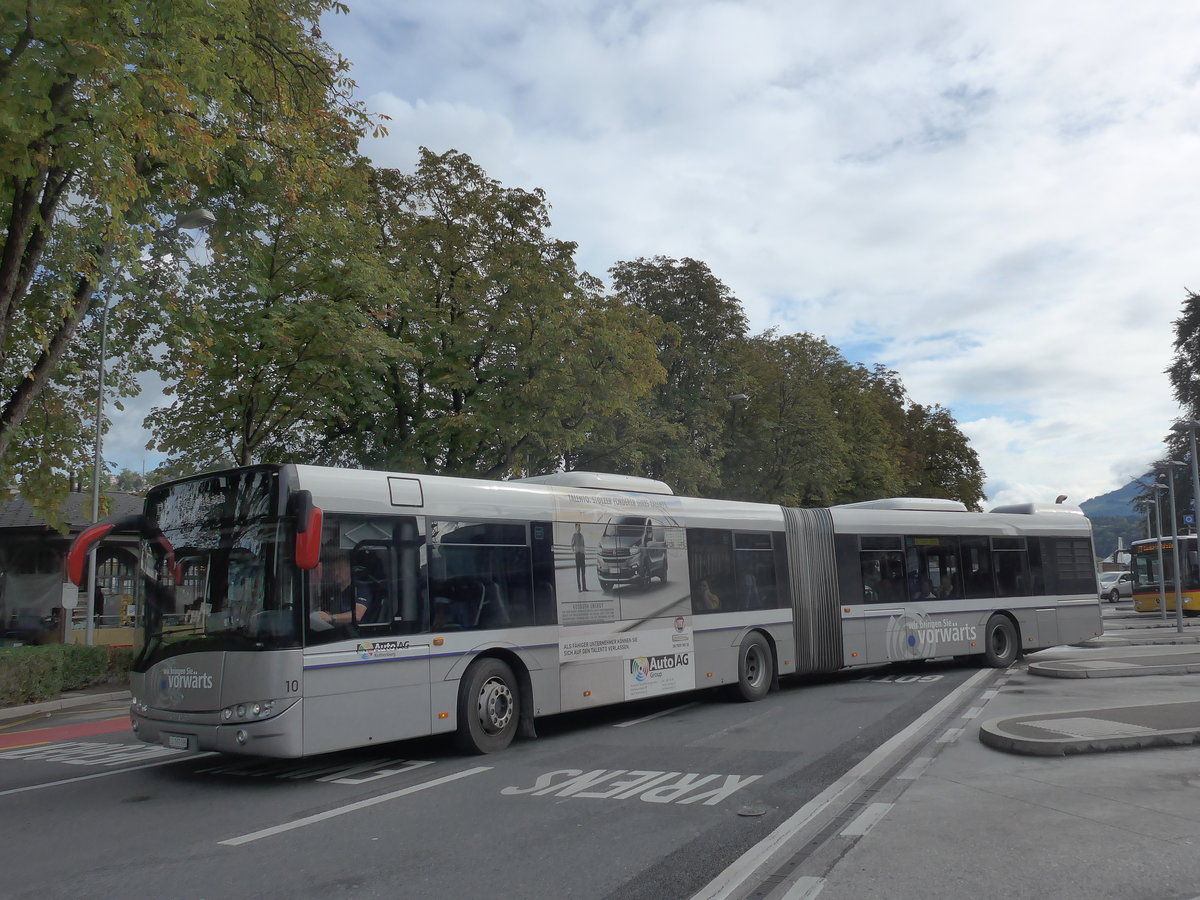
[138,468,296,662]
[1133,538,1200,594]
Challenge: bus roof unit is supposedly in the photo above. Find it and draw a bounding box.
[987,502,1085,516]
[513,472,674,495]
[833,498,969,513]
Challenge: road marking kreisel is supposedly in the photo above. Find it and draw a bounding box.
[692,667,994,900]
[218,766,493,846]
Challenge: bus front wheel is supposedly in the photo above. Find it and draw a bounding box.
[982,615,1018,668]
[455,658,519,754]
[735,632,773,702]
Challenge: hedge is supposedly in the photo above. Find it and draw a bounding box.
[0,644,133,707]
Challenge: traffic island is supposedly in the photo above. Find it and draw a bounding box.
[979,700,1200,756]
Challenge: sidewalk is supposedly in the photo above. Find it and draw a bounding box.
[0,685,130,724]
[980,616,1200,756]
[812,611,1200,900]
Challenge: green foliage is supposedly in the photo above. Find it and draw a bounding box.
[315,150,664,478]
[0,644,129,706]
[714,332,986,508]
[900,404,987,509]
[570,256,747,495]
[0,0,377,515]
[1168,290,1200,417]
[147,152,401,468]
[0,646,60,705]
[59,644,110,690]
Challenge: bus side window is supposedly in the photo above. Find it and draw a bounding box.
[531,522,558,625]
[686,528,734,614]
[858,537,904,604]
[428,520,536,631]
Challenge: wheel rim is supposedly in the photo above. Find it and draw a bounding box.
[744,644,765,689]
[990,624,1010,659]
[476,676,514,735]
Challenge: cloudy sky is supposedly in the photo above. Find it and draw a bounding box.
[110,0,1200,506]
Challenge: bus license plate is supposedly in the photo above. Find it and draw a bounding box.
[165,734,190,750]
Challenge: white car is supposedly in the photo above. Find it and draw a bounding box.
[1097,570,1133,603]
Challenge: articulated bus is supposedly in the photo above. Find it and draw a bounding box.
[1131,535,1200,614]
[67,465,1102,757]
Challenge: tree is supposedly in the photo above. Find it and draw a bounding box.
[113,468,147,493]
[146,154,401,469]
[0,0,375,508]
[315,150,663,478]
[719,332,849,505]
[1168,290,1200,418]
[899,403,987,509]
[576,256,748,495]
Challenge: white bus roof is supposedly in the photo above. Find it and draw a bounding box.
[513,472,674,495]
[834,498,969,513]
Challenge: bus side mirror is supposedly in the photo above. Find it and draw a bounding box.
[65,514,146,585]
[292,490,323,571]
[66,523,116,586]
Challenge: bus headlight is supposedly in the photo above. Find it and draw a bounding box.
[222,700,278,721]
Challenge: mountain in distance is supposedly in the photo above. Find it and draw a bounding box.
[1079,481,1143,561]
[1079,481,1141,519]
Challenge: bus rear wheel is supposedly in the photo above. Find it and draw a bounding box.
[455,658,519,754]
[982,615,1018,668]
[735,632,773,702]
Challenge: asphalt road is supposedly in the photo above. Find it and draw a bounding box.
[0,662,983,900]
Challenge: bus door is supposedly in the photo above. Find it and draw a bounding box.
[301,515,432,755]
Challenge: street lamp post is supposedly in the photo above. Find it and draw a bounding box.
[84,209,215,646]
[1159,463,1186,634]
[1151,484,1168,622]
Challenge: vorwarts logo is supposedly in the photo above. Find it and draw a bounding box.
[885,613,977,660]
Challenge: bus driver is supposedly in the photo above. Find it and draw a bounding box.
[315,552,372,627]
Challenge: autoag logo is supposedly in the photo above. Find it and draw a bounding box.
[356,640,410,660]
[629,653,690,682]
[886,613,977,660]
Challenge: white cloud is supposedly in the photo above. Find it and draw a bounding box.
[110,1,1200,505]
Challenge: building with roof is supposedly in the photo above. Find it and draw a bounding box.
[0,490,142,645]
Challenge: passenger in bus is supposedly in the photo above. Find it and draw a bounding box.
[878,561,905,603]
[862,558,883,601]
[317,552,372,627]
[695,579,720,611]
